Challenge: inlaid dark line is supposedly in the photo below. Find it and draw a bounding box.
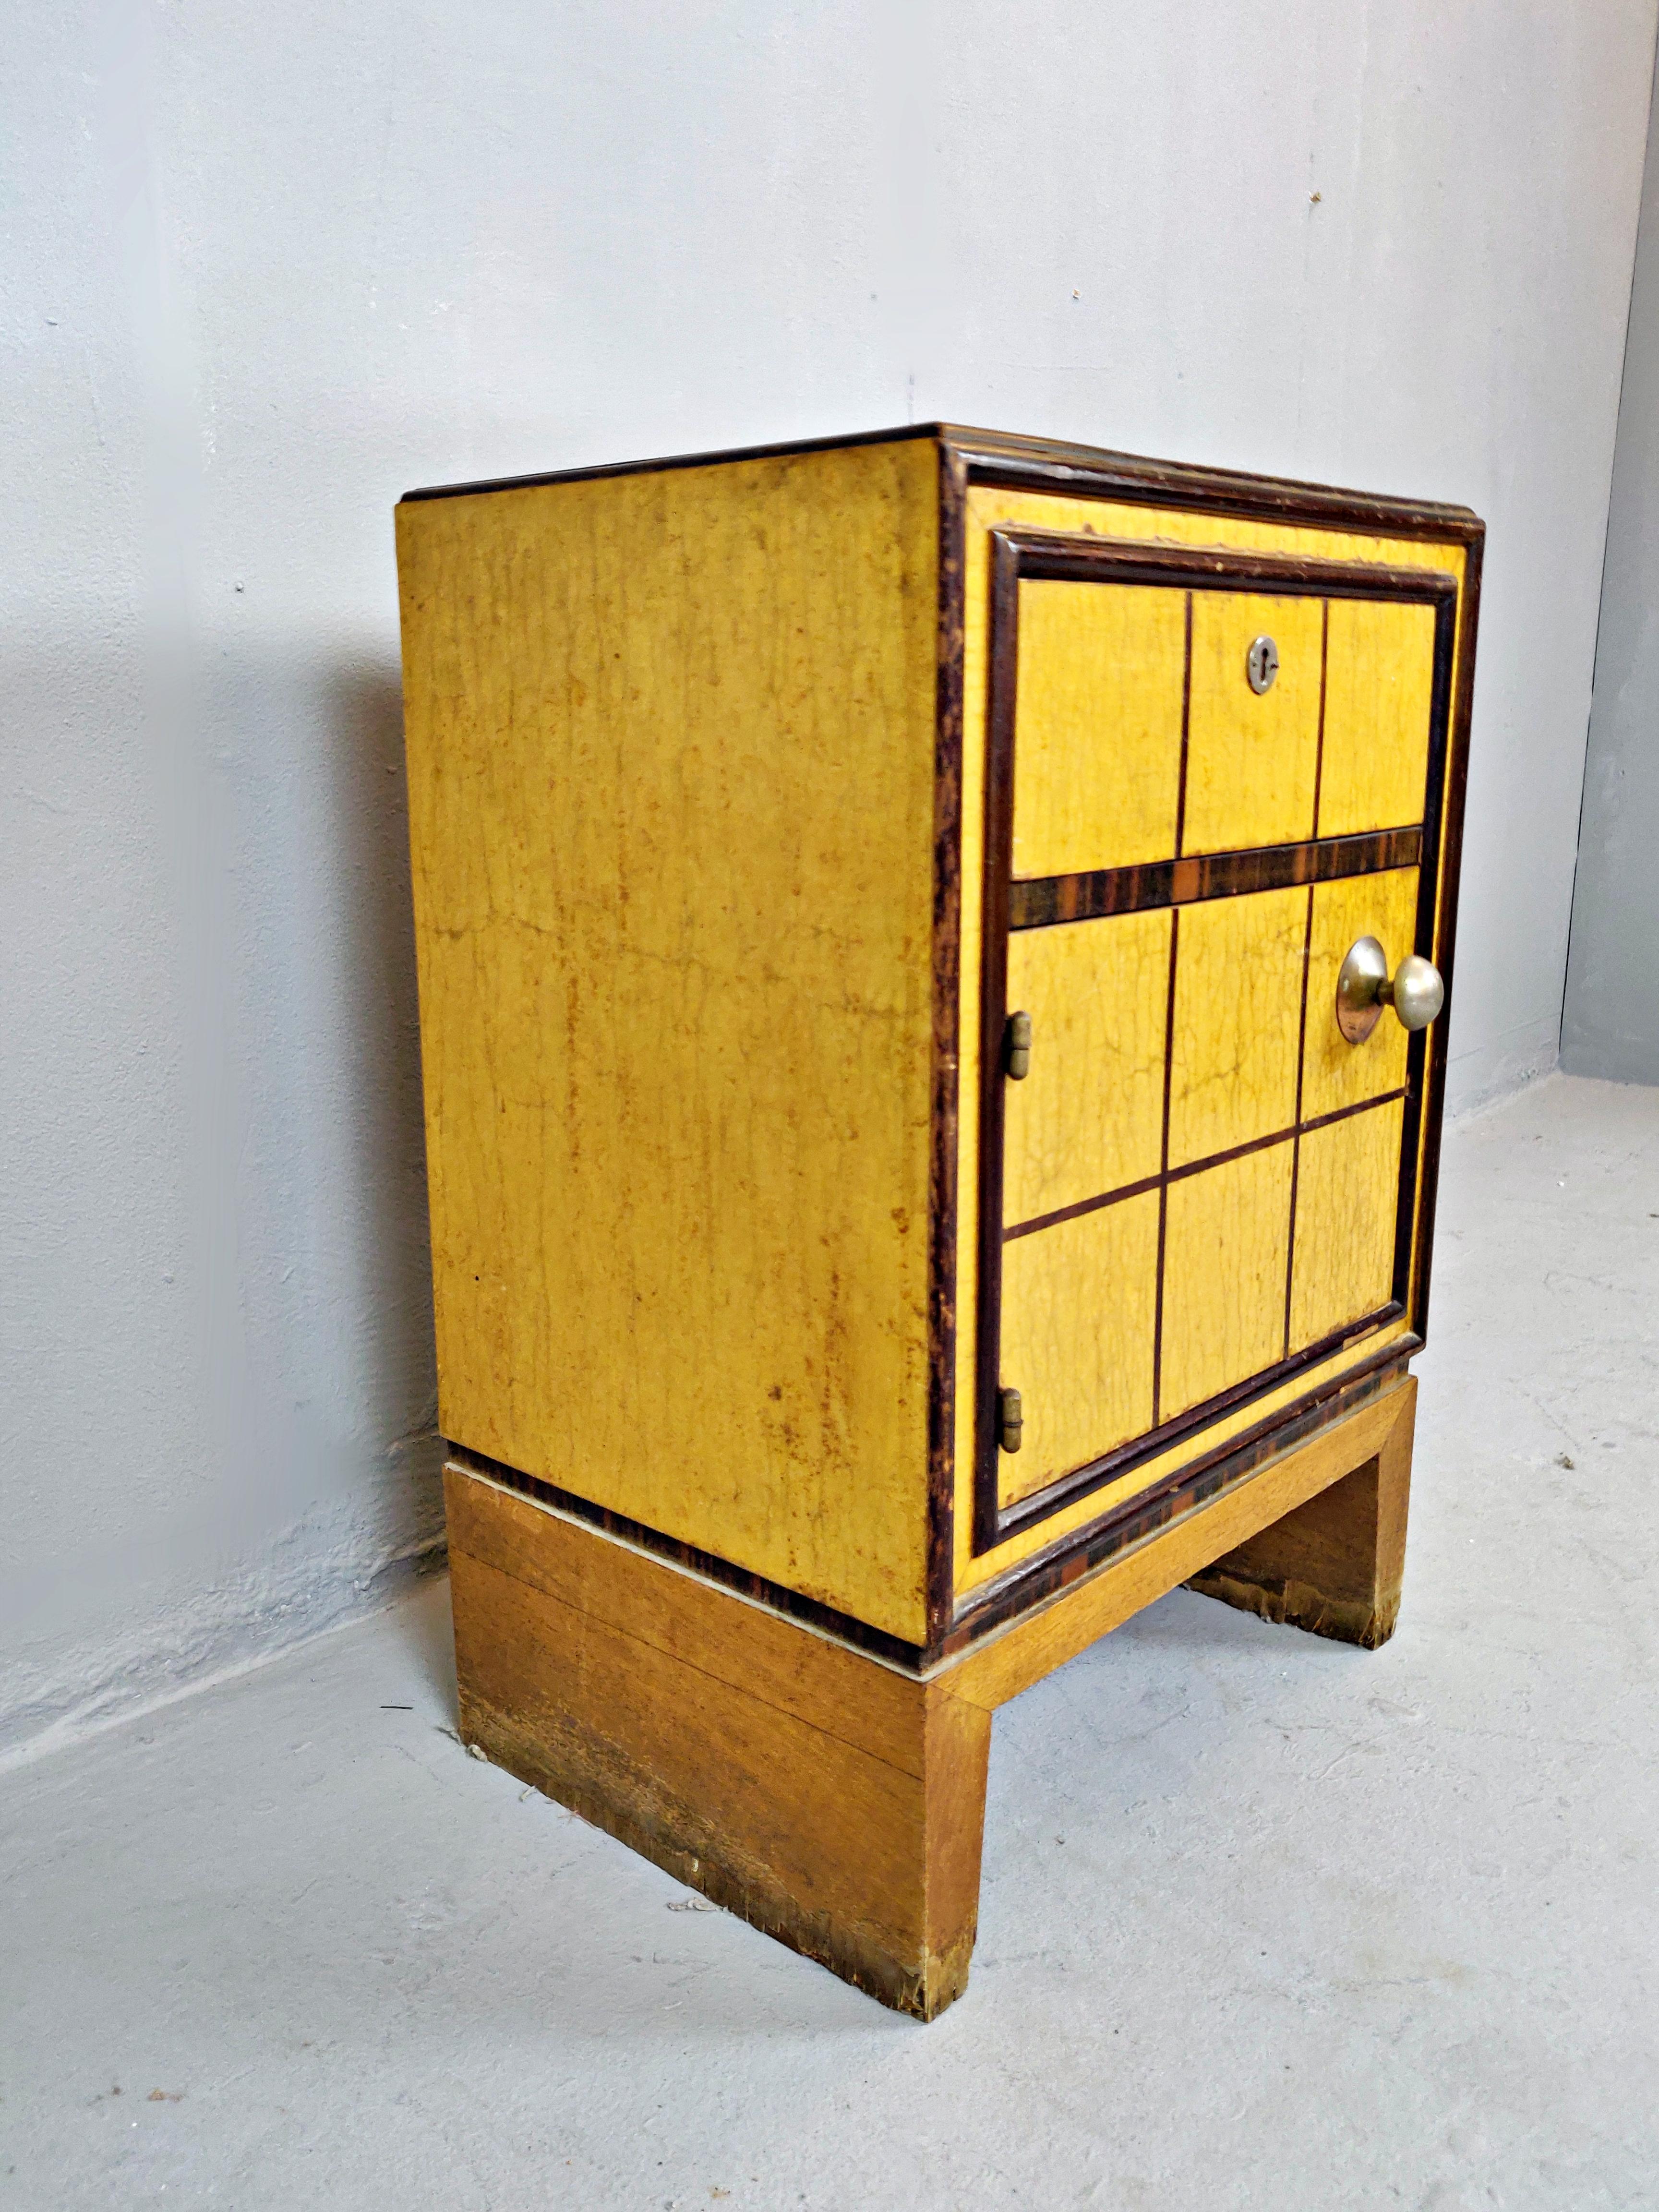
[1151,908,1180,1428]
[1002,1085,1408,1247]
[1175,591,1193,859]
[1283,880,1316,1361]
[990,1301,1408,1546]
[1003,1171,1164,1242]
[1009,825,1423,930]
[1311,597,1330,839]
[1300,1086,1407,1137]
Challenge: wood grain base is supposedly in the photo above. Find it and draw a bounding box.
[444,1375,1418,2018]
[1186,1374,1414,1647]
[445,1467,989,2020]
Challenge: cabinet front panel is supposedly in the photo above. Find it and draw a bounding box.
[1290,1099,1407,1352]
[998,1192,1161,1505]
[1160,1144,1296,1418]
[1167,885,1308,1169]
[1182,592,1324,855]
[1300,869,1419,1122]
[972,523,1459,1559]
[1010,581,1186,878]
[1002,909,1170,1228]
[1319,598,1437,837]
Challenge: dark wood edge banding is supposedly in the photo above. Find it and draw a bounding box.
[995,530,1462,601]
[446,1342,1412,1677]
[925,443,969,1643]
[401,422,1482,545]
[447,1442,929,1671]
[1001,1086,1409,1244]
[1408,530,1484,1335]
[992,1300,1405,1543]
[971,530,1024,1553]
[940,1342,1418,1654]
[1008,826,1424,930]
[949,428,1482,543]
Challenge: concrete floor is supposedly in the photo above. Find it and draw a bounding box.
[4,1071,1657,2211]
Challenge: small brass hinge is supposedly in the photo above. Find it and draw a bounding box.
[998,1386,1023,1454]
[1005,1010,1032,1081]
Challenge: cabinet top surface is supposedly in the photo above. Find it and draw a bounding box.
[399,422,1484,543]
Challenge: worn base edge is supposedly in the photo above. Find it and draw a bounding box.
[1183,1565,1400,1650]
[457,1684,970,2022]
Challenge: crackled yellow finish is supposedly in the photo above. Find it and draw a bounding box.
[997,1193,1161,1507]
[1167,886,1309,1168]
[1182,592,1323,855]
[1160,1144,1296,1419]
[955,484,1467,1595]
[1010,580,1186,878]
[1291,1099,1407,1350]
[1320,598,1438,836]
[397,439,939,1643]
[1001,910,1170,1227]
[1300,868,1420,1122]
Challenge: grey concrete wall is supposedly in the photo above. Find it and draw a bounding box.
[5,0,1657,1762]
[1564,38,1659,1084]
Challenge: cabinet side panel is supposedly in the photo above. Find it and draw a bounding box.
[397,441,939,1643]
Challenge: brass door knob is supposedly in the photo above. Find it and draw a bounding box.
[1335,937,1445,1044]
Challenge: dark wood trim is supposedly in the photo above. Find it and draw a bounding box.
[1385,584,1461,1326]
[946,425,1483,547]
[1000,1086,1404,1245]
[1008,826,1424,930]
[971,523,1467,1561]
[1004,1170,1165,1243]
[1310,598,1330,836]
[1175,591,1193,856]
[448,1442,929,1671]
[924,442,970,1643]
[402,421,1483,550]
[1151,909,1182,1423]
[993,1299,1406,1543]
[971,529,1024,1554]
[1284,881,1317,1361]
[1408,529,1484,1338]
[992,530,1463,604]
[940,1343,1417,1655]
[401,422,938,504]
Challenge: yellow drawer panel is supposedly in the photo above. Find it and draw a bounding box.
[998,1191,1161,1506]
[1319,598,1437,835]
[1001,909,1170,1228]
[1167,885,1308,1169]
[1182,592,1323,855]
[1011,580,1185,878]
[1300,869,1419,1122]
[1291,1099,1405,1350]
[1160,1144,1294,1419]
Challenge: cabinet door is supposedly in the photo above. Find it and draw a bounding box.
[976,529,1455,1547]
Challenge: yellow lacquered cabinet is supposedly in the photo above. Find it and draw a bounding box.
[398,425,1482,2018]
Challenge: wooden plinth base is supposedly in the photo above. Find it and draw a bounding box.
[445,1375,1417,2019]
[1186,1374,1414,1647]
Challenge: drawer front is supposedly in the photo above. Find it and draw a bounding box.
[974,530,1456,1549]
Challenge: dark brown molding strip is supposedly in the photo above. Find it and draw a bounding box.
[448,1443,927,1671]
[949,427,1483,545]
[924,438,970,1644]
[401,421,1484,544]
[997,530,1463,603]
[1003,1089,1408,1245]
[989,1300,1407,1546]
[940,1343,1418,1656]
[1008,826,1424,930]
